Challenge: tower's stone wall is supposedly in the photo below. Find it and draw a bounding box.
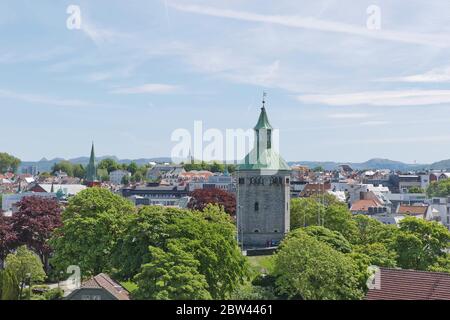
[237,170,290,248]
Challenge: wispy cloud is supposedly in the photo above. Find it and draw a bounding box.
[328,113,371,119]
[0,89,103,108]
[168,2,450,48]
[110,83,181,94]
[381,66,450,83]
[360,120,390,126]
[297,90,450,106]
[81,21,131,45]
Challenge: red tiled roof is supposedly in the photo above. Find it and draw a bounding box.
[350,199,382,212]
[81,273,130,300]
[398,205,428,216]
[366,268,450,300]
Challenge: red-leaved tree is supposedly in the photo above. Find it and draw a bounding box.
[0,214,16,269]
[188,188,236,216]
[11,196,62,270]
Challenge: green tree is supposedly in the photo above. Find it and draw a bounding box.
[0,269,20,300]
[210,162,224,173]
[427,178,450,198]
[5,246,46,299]
[121,175,130,185]
[392,217,450,270]
[51,160,74,177]
[273,233,363,300]
[131,172,143,183]
[287,226,352,253]
[112,204,249,299]
[353,243,397,267]
[290,197,357,241]
[72,164,86,179]
[133,242,211,300]
[127,162,138,175]
[50,188,135,276]
[347,252,372,294]
[0,152,21,173]
[408,186,424,194]
[428,254,450,273]
[352,214,398,246]
[98,158,120,174]
[290,197,324,229]
[97,168,109,182]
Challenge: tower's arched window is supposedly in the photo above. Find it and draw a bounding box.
[254,202,259,211]
[267,129,272,149]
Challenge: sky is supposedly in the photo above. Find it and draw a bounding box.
[2,0,450,163]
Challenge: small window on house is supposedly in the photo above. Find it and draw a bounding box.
[254,229,260,233]
[254,202,259,211]
[274,229,279,233]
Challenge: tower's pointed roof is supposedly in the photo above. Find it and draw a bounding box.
[89,142,95,163]
[254,106,273,130]
[238,98,290,172]
[85,142,97,182]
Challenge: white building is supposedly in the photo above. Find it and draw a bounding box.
[109,170,131,185]
[429,197,450,230]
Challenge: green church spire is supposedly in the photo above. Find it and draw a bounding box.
[85,142,97,182]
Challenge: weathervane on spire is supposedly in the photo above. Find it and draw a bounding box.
[262,91,267,109]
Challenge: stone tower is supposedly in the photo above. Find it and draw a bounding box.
[237,98,291,249]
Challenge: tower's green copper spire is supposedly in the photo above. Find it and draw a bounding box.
[85,142,97,182]
[237,94,291,171]
[254,93,273,130]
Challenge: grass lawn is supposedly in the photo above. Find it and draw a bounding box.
[247,255,274,275]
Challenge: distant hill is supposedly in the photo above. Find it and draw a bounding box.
[288,158,428,171]
[429,159,450,170]
[19,156,172,173]
[18,156,450,173]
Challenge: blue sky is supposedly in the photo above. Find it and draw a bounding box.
[2,0,450,163]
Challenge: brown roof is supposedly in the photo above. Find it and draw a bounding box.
[366,268,450,300]
[300,183,331,196]
[350,199,382,212]
[81,273,130,300]
[398,205,428,216]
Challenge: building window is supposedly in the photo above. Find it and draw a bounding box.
[254,229,260,233]
[239,177,245,184]
[274,229,279,233]
[254,202,259,211]
[285,177,290,184]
